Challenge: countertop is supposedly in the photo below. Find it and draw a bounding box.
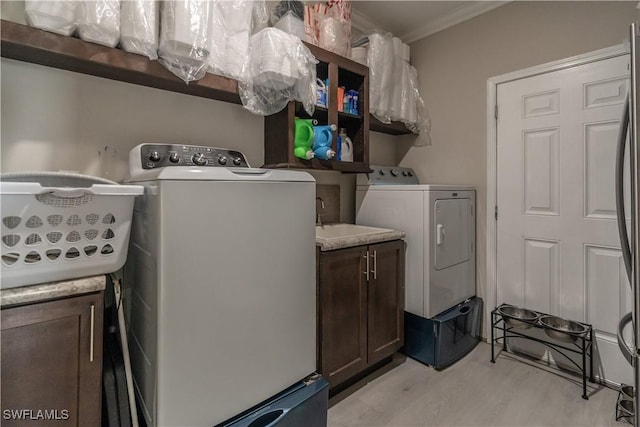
[1,275,106,307]
[316,223,405,251]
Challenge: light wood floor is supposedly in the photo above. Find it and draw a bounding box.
[328,343,626,427]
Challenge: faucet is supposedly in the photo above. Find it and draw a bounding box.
[316,197,325,226]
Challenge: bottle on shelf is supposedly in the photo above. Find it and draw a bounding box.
[339,128,353,162]
[294,118,317,160]
[313,124,337,160]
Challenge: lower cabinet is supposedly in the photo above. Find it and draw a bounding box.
[1,292,104,426]
[318,240,405,389]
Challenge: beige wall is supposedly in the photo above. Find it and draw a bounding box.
[402,1,638,313]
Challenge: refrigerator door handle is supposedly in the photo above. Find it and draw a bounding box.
[618,312,635,366]
[616,95,632,284]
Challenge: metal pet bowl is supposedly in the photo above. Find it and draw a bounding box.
[498,305,538,329]
[539,315,588,343]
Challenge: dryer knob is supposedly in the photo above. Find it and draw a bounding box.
[192,153,207,166]
[390,169,399,177]
[218,156,228,166]
[379,170,385,175]
[407,171,413,177]
[233,157,242,166]
[169,152,180,163]
[402,171,408,176]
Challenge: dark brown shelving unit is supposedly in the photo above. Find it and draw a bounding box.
[0,19,412,153]
[264,43,373,172]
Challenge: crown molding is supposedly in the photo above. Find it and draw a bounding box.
[351,8,389,35]
[352,2,510,44]
[400,1,509,43]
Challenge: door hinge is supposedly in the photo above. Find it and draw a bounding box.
[495,205,498,221]
[494,104,498,120]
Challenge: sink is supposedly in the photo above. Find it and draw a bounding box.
[316,223,396,240]
[315,223,405,251]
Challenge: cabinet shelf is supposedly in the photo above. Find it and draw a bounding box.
[370,115,413,136]
[0,19,240,104]
[1,19,410,137]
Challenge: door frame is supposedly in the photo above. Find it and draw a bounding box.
[485,44,628,337]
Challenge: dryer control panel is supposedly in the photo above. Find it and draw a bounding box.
[359,166,420,186]
[130,143,249,175]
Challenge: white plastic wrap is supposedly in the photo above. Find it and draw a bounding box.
[274,11,305,39]
[77,0,120,48]
[367,32,394,124]
[317,14,349,57]
[25,1,78,36]
[367,31,431,145]
[120,0,159,60]
[270,1,304,26]
[390,36,404,121]
[403,65,432,146]
[239,28,318,116]
[159,0,211,83]
[207,0,256,80]
[303,1,350,55]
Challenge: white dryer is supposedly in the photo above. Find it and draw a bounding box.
[356,166,476,319]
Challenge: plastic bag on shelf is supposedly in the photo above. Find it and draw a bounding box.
[304,0,351,55]
[77,0,120,48]
[403,65,432,146]
[274,10,305,39]
[252,0,270,33]
[270,0,304,25]
[208,0,260,81]
[25,0,78,36]
[239,27,318,116]
[120,0,159,60]
[316,14,349,57]
[159,0,211,83]
[367,32,394,124]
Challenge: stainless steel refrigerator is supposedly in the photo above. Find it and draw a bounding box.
[616,22,640,427]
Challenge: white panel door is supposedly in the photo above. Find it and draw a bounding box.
[496,54,631,384]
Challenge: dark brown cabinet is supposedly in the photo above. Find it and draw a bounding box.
[1,291,104,426]
[264,43,371,173]
[318,240,404,389]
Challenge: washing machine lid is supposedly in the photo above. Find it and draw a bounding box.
[127,167,315,183]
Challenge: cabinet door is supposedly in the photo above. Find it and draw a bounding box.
[319,246,368,388]
[1,292,104,427]
[367,240,405,365]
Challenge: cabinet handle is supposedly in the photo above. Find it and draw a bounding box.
[363,251,370,281]
[90,304,95,362]
[371,250,377,280]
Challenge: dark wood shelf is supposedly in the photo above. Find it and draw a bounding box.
[338,111,363,120]
[370,115,413,136]
[1,19,408,137]
[1,19,240,104]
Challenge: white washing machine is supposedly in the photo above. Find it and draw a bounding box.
[356,166,476,319]
[124,144,327,427]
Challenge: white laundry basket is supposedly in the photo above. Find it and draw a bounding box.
[1,172,144,289]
